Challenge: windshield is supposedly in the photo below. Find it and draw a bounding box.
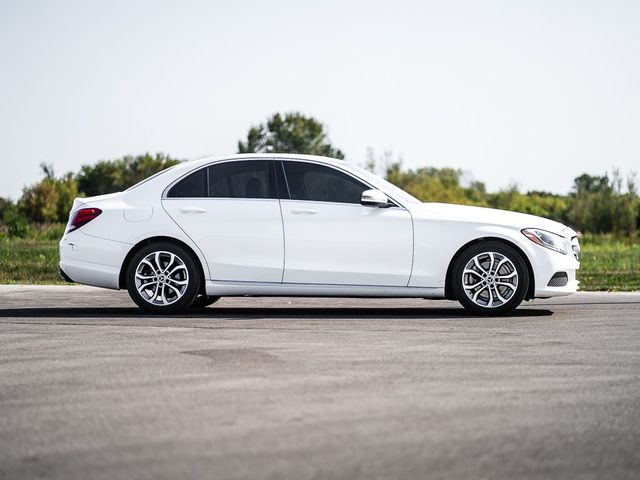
[348,164,422,205]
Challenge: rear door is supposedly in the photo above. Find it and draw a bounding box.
[162,159,284,282]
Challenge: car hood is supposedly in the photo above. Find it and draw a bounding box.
[411,202,572,236]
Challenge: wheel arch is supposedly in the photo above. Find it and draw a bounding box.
[118,236,206,293]
[444,236,535,301]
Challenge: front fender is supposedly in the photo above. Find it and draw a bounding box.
[409,222,539,289]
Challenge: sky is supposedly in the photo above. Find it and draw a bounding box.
[1,0,639,200]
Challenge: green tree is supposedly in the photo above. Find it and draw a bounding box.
[567,173,612,233]
[384,162,486,205]
[0,198,29,238]
[17,164,79,224]
[559,170,637,235]
[0,197,16,219]
[486,188,570,223]
[53,173,79,222]
[19,164,59,223]
[238,112,344,159]
[77,153,180,196]
[610,170,638,236]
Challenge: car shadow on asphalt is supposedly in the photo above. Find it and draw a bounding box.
[0,306,553,320]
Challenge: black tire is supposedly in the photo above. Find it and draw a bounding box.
[190,295,221,308]
[452,241,529,316]
[126,242,200,314]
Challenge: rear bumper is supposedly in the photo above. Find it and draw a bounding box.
[59,231,130,290]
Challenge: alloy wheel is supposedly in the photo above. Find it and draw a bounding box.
[134,251,189,306]
[461,251,519,308]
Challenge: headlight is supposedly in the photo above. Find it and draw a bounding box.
[570,236,580,260]
[521,228,567,255]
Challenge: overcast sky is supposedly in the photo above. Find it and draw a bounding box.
[1,0,639,200]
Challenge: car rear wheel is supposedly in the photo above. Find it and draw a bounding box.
[126,242,200,314]
[452,241,529,315]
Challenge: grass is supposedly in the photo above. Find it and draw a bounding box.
[0,239,64,284]
[0,223,67,284]
[577,234,640,291]
[0,229,638,290]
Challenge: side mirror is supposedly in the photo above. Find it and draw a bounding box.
[361,189,389,207]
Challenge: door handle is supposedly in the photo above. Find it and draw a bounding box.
[291,208,318,215]
[180,206,206,214]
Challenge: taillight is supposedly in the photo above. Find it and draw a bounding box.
[67,208,102,233]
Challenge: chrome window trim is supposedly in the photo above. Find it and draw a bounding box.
[162,197,281,202]
[161,156,407,209]
[278,158,403,209]
[162,157,276,200]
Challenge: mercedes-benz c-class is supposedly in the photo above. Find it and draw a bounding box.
[59,154,580,314]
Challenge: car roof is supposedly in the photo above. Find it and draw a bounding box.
[183,153,346,168]
[160,153,352,183]
[128,153,355,195]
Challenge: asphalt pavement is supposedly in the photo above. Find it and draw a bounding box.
[1,286,639,480]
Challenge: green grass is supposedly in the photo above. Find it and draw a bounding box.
[0,230,638,290]
[578,234,640,291]
[0,239,64,284]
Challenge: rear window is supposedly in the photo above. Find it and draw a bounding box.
[167,168,207,197]
[166,160,277,198]
[209,160,275,199]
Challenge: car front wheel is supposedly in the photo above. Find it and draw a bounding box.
[126,242,200,314]
[452,241,529,315]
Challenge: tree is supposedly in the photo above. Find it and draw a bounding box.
[384,162,487,206]
[238,112,345,159]
[19,164,59,223]
[0,197,15,219]
[77,153,180,197]
[18,163,79,223]
[567,170,637,235]
[0,198,29,238]
[487,188,570,222]
[572,174,611,194]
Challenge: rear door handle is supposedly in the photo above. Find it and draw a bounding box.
[180,206,206,214]
[291,208,318,215]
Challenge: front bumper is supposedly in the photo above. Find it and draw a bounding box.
[529,247,580,298]
[534,270,579,298]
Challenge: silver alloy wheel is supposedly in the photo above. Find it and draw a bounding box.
[134,251,189,306]
[462,251,518,308]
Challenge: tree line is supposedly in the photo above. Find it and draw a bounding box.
[1,112,638,237]
[0,153,179,237]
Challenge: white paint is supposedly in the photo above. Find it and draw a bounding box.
[59,154,581,311]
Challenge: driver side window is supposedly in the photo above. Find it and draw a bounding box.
[282,161,368,204]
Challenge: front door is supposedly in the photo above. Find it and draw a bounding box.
[279,160,413,286]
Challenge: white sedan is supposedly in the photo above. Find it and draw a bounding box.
[59,154,580,315]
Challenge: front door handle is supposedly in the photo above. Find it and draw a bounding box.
[180,206,206,214]
[291,208,318,215]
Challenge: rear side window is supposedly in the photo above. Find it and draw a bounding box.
[167,160,277,199]
[167,168,207,197]
[282,161,368,204]
[208,160,276,199]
